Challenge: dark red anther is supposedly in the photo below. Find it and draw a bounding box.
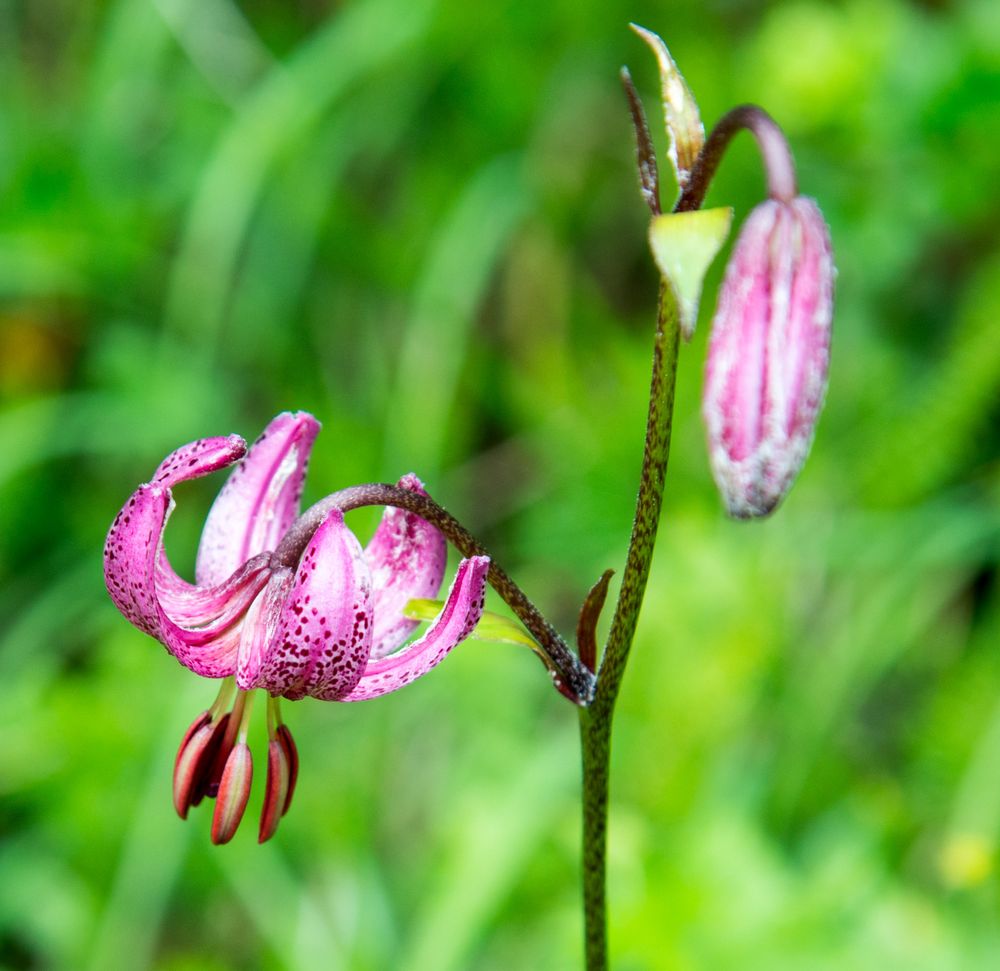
[202,712,237,800]
[174,710,210,768]
[576,569,614,674]
[211,742,253,845]
[173,717,214,819]
[189,712,231,807]
[258,739,290,843]
[276,723,299,816]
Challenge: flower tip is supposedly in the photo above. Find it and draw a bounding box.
[274,410,322,440]
[211,743,253,845]
[628,22,704,189]
[627,22,656,42]
[195,412,323,586]
[396,472,428,494]
[152,434,249,488]
[725,491,780,521]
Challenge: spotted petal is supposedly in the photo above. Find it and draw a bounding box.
[104,435,272,677]
[249,510,373,700]
[152,435,246,487]
[364,473,447,659]
[196,412,321,586]
[234,567,293,692]
[105,433,246,629]
[336,555,490,701]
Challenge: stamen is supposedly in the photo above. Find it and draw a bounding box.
[266,692,280,741]
[172,678,236,818]
[189,714,230,807]
[211,690,256,844]
[277,724,299,817]
[259,696,297,842]
[208,677,237,720]
[205,688,248,798]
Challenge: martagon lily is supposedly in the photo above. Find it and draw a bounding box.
[104,412,489,843]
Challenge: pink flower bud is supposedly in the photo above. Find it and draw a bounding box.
[702,196,833,518]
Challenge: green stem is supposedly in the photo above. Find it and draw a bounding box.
[579,705,611,968]
[579,281,681,969]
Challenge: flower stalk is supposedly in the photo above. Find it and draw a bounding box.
[276,484,596,706]
[577,31,831,967]
[678,104,797,212]
[579,280,682,969]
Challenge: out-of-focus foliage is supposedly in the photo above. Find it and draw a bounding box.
[1,0,998,968]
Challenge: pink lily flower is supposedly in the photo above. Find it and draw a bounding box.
[104,412,489,843]
[702,196,834,518]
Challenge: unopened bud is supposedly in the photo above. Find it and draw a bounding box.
[211,742,253,845]
[703,196,833,518]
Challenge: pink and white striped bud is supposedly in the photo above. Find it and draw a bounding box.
[702,196,833,518]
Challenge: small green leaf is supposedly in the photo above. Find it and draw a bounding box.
[649,207,733,340]
[403,598,446,623]
[404,599,540,650]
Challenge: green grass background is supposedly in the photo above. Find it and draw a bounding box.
[1,0,999,968]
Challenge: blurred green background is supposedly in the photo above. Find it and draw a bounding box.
[2,0,999,968]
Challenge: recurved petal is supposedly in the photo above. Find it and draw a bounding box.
[104,482,272,678]
[156,550,273,628]
[364,474,447,659]
[153,435,247,488]
[335,555,489,702]
[251,510,373,701]
[196,412,321,586]
[106,432,252,633]
[105,485,173,639]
